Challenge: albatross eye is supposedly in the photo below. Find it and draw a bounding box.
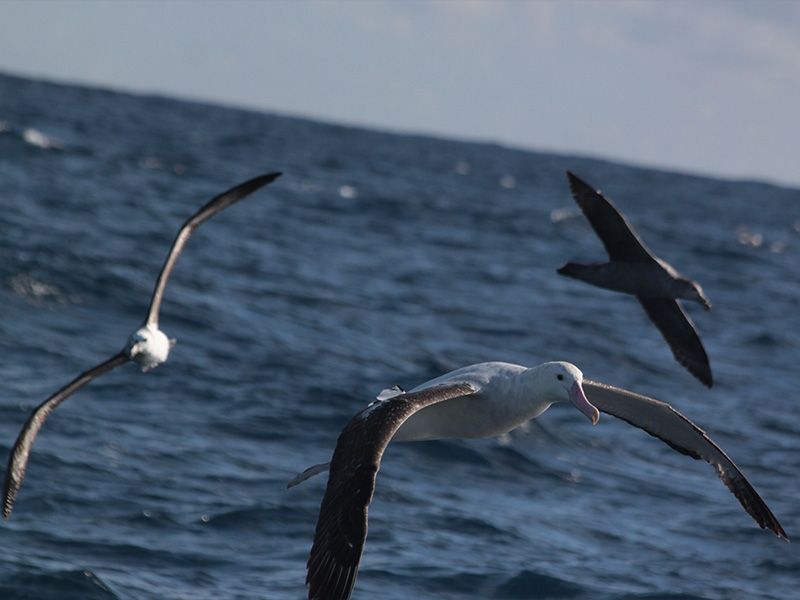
[557,374,564,381]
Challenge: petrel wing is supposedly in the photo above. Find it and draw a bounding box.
[566,171,656,263]
[638,297,713,387]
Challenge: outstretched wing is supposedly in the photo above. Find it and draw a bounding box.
[145,172,282,327]
[584,379,787,540]
[307,382,478,600]
[2,351,130,519]
[638,298,713,388]
[566,171,656,263]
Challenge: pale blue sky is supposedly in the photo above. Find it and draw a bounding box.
[1,0,798,186]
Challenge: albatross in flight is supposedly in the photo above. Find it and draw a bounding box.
[2,172,281,519]
[557,171,713,387]
[299,361,786,600]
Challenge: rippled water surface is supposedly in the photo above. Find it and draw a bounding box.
[1,72,799,599]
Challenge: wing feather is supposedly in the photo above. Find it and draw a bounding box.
[145,172,281,327]
[2,351,130,519]
[584,379,787,540]
[638,298,712,387]
[566,171,655,263]
[306,382,478,600]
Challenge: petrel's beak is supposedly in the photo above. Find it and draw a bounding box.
[570,381,599,425]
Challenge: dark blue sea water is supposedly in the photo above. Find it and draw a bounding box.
[0,71,798,600]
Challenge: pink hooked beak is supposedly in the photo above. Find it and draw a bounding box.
[570,381,599,425]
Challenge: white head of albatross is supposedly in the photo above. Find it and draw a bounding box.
[530,361,599,425]
[125,324,173,372]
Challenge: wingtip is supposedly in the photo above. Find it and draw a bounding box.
[763,508,789,541]
[556,262,581,278]
[255,171,282,186]
[687,368,713,389]
[565,170,579,191]
[565,170,587,190]
[699,368,713,388]
[766,518,789,541]
[229,172,281,199]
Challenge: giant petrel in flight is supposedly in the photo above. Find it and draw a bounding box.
[558,171,713,387]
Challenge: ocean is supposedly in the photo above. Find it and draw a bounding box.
[0,71,798,600]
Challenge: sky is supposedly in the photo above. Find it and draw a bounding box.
[1,0,799,187]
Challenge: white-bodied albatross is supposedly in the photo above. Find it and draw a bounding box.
[299,361,787,600]
[557,171,713,387]
[2,172,281,519]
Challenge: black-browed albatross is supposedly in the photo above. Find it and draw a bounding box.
[557,171,713,387]
[2,172,281,519]
[299,361,786,600]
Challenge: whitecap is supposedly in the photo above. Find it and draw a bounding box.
[8,272,70,304]
[550,206,580,223]
[22,127,62,149]
[499,175,516,189]
[736,225,763,247]
[769,241,786,253]
[338,184,357,199]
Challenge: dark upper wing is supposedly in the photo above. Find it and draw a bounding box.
[638,297,713,387]
[566,171,656,263]
[145,172,282,327]
[2,351,129,519]
[584,379,787,540]
[306,382,478,600]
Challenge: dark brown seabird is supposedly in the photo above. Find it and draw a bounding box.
[2,172,281,519]
[557,171,713,387]
[302,361,786,600]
